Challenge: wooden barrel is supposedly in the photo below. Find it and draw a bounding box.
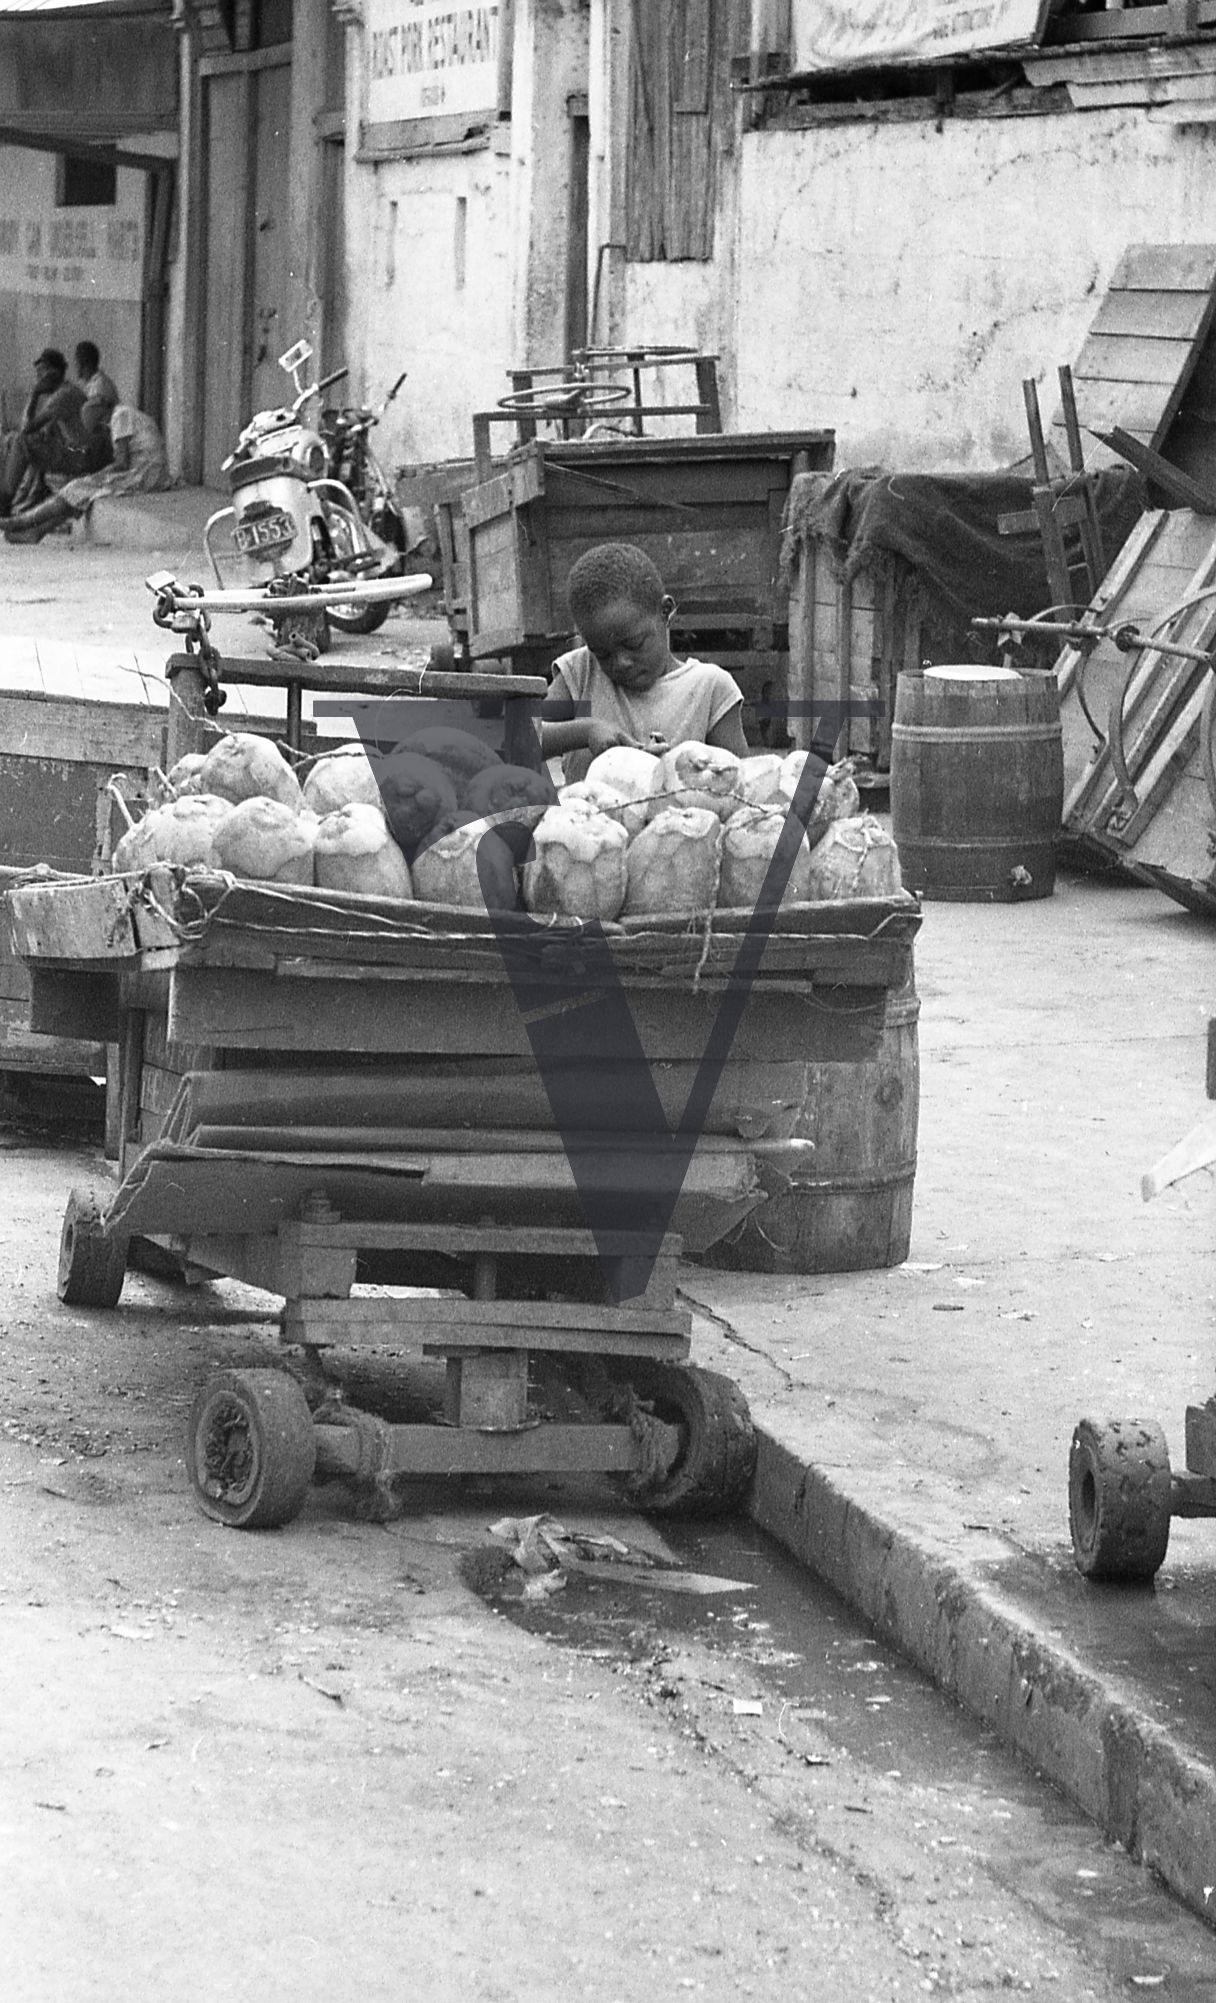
[890,665,1063,901]
[698,973,919,1275]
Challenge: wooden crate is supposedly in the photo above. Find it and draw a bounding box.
[441,430,835,727]
[786,538,972,771]
[0,642,336,1079]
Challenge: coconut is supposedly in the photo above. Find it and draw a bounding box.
[111,793,233,872]
[111,815,164,874]
[582,747,663,830]
[313,803,412,899]
[776,752,860,848]
[735,753,786,808]
[804,816,903,901]
[212,796,316,885]
[197,731,304,811]
[462,761,556,820]
[399,725,502,797]
[375,751,458,855]
[162,752,208,798]
[411,818,519,912]
[522,806,628,922]
[660,741,742,821]
[302,742,382,817]
[458,763,558,861]
[566,760,662,839]
[718,805,812,911]
[623,807,721,918]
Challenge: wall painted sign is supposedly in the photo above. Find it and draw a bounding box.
[791,0,1051,70]
[366,0,501,123]
[0,149,143,302]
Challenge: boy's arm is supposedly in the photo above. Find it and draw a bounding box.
[539,680,639,762]
[706,702,749,760]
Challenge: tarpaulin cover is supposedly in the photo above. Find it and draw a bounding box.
[785,466,1147,619]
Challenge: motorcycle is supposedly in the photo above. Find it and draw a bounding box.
[203,340,400,655]
[318,370,410,635]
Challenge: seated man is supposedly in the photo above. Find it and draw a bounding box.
[74,340,118,473]
[0,349,92,515]
[4,401,171,541]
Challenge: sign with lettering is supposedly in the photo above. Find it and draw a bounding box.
[366,0,502,125]
[0,149,144,301]
[791,0,1051,70]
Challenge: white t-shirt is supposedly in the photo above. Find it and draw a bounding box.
[550,645,743,750]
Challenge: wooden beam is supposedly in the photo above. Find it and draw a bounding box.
[1092,425,1216,513]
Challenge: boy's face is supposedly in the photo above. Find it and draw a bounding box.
[580,596,671,694]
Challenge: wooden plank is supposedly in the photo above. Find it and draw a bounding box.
[0,691,166,767]
[313,1419,645,1478]
[296,1309,691,1356]
[1094,426,1216,511]
[289,1292,686,1339]
[1069,380,1177,435]
[278,1220,686,1259]
[0,998,105,1072]
[1090,291,1211,342]
[1071,333,1197,387]
[1110,244,1216,293]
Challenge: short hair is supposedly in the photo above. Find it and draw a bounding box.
[75,340,100,374]
[35,347,67,376]
[566,543,665,628]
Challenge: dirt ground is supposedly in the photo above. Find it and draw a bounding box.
[1,1123,1209,2001]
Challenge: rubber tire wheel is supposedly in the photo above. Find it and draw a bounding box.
[188,1368,316,1530]
[1069,1416,1171,1582]
[328,597,391,636]
[327,511,392,634]
[57,1184,126,1308]
[622,1362,757,1517]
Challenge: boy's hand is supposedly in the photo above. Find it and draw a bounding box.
[586,720,640,758]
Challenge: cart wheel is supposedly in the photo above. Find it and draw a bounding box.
[187,1369,316,1530]
[57,1185,126,1308]
[621,1362,757,1517]
[1069,1417,1171,1582]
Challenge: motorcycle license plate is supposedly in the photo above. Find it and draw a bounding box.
[233,509,296,555]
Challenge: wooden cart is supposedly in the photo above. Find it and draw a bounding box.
[437,430,835,729]
[7,866,918,1528]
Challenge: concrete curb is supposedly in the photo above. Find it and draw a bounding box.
[747,1425,1216,1931]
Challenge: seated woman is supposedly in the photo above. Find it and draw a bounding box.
[3,403,171,543]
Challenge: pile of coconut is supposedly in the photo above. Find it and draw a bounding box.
[110,727,901,919]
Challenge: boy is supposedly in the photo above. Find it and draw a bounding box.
[541,542,748,781]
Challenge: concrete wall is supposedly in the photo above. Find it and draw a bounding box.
[343,0,590,472]
[343,136,515,469]
[732,106,1216,470]
[0,148,148,430]
[588,40,1216,473]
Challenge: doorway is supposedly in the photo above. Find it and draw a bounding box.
[200,54,292,483]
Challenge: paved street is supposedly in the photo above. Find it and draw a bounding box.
[2,516,1216,1989]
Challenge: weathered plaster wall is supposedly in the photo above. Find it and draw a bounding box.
[735,107,1216,469]
[344,0,589,469]
[0,148,148,430]
[344,141,514,468]
[606,102,1216,471]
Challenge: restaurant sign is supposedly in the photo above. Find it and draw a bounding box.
[791,0,1052,70]
[366,0,502,124]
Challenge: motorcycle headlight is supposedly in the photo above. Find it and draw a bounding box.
[294,438,328,479]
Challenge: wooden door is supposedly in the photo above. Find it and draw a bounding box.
[248,60,293,416]
[202,69,249,483]
[200,56,292,484]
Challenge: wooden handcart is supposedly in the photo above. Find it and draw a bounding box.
[7,866,919,1530]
